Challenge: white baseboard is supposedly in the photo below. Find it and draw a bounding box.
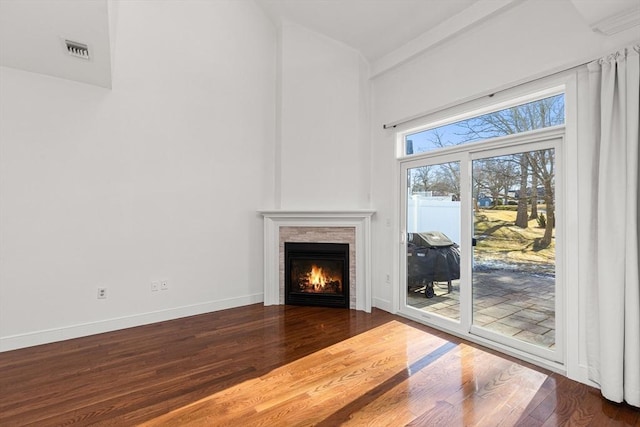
[0,293,263,352]
[373,297,393,313]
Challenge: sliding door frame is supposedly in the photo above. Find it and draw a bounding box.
[399,151,472,333]
[397,126,566,366]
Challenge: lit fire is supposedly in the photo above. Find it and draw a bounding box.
[294,263,342,294]
[309,265,327,290]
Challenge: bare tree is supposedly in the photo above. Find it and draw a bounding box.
[435,162,461,199]
[411,166,433,193]
[515,154,529,228]
[529,172,539,219]
[529,149,555,247]
[457,95,563,241]
[474,157,518,207]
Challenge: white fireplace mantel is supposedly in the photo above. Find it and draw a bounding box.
[259,210,376,312]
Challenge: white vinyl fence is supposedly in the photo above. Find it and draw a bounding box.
[407,196,461,245]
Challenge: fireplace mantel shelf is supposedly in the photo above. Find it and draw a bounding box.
[260,209,376,312]
[259,210,376,218]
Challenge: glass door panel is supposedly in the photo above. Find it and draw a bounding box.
[471,148,556,351]
[406,161,461,322]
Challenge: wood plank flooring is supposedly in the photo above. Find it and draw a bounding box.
[0,304,638,426]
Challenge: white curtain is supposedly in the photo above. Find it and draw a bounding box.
[583,45,640,407]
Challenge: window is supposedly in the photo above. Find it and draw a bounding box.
[403,94,565,156]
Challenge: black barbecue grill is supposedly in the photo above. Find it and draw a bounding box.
[407,231,460,298]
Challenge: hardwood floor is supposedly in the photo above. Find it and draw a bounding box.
[1,304,638,426]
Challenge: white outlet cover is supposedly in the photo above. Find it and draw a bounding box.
[151,281,159,292]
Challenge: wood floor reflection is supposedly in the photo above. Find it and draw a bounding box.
[1,304,638,426]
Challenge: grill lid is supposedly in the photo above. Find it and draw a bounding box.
[408,231,454,248]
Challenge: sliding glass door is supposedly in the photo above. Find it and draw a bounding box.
[400,136,562,362]
[405,158,463,324]
[470,142,559,361]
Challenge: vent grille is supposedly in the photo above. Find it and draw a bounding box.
[65,40,89,60]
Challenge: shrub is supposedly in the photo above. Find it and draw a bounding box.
[537,213,547,228]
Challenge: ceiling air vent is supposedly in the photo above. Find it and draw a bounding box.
[65,40,90,60]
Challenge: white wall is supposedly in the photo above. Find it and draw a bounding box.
[278,22,371,209]
[370,0,639,381]
[0,0,276,350]
[373,0,638,127]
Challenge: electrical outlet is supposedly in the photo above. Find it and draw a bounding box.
[151,281,159,292]
[385,274,391,283]
[97,287,107,299]
[160,280,169,291]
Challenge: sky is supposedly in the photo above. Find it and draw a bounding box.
[405,94,565,155]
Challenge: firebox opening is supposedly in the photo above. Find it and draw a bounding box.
[285,242,349,308]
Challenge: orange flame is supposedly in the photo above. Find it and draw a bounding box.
[309,265,326,290]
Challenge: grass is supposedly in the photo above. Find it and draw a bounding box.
[474,208,555,266]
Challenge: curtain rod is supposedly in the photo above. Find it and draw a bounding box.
[381,57,596,130]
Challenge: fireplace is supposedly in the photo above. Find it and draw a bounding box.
[260,210,375,311]
[285,242,349,308]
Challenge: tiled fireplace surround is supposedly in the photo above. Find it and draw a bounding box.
[260,211,375,312]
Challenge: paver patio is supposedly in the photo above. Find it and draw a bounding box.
[407,268,555,349]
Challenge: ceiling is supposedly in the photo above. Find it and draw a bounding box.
[0,0,522,87]
[0,0,637,88]
[254,0,479,62]
[254,0,640,75]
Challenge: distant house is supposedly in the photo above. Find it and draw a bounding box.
[478,197,493,207]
